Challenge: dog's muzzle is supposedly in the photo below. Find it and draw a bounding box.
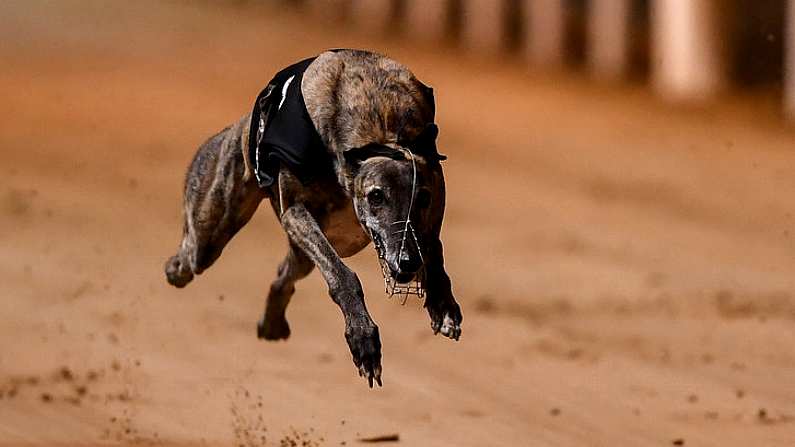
[371,224,425,302]
[369,147,428,302]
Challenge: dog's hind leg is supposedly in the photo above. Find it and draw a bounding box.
[165,118,266,287]
[256,243,315,340]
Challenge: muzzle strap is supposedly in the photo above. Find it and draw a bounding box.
[371,148,426,303]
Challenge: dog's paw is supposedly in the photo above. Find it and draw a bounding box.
[432,312,462,340]
[429,302,462,341]
[257,315,291,341]
[345,324,382,388]
[165,255,194,288]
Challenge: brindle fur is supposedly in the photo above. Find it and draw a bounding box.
[165,50,462,387]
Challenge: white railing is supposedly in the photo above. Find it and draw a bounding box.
[299,0,795,120]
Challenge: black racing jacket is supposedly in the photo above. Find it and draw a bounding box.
[247,56,331,189]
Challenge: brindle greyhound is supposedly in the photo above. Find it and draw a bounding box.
[164,49,462,387]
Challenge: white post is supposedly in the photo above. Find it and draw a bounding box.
[588,0,631,80]
[461,0,504,53]
[651,0,727,101]
[349,0,393,35]
[404,0,448,43]
[785,0,795,118]
[524,0,565,67]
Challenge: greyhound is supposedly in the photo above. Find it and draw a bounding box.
[164,49,462,387]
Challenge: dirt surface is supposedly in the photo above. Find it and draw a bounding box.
[2,2,795,446]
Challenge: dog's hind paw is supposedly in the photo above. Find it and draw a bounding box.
[257,316,291,341]
[165,255,194,288]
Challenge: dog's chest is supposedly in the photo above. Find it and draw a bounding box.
[322,201,370,258]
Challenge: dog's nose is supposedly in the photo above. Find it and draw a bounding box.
[398,256,422,273]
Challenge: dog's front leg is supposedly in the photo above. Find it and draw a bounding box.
[281,203,382,387]
[424,238,463,340]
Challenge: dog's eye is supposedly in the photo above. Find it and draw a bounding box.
[367,189,385,207]
[415,189,431,209]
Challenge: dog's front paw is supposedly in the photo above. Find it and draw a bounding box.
[345,324,382,388]
[429,301,462,341]
[433,312,462,340]
[257,315,291,341]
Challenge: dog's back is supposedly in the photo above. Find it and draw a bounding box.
[302,50,436,158]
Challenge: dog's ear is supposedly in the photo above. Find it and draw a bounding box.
[343,143,406,171]
[407,123,447,162]
[420,84,436,121]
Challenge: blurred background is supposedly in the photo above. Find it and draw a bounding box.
[315,0,795,113]
[1,1,795,446]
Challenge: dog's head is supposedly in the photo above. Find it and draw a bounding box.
[345,124,446,287]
